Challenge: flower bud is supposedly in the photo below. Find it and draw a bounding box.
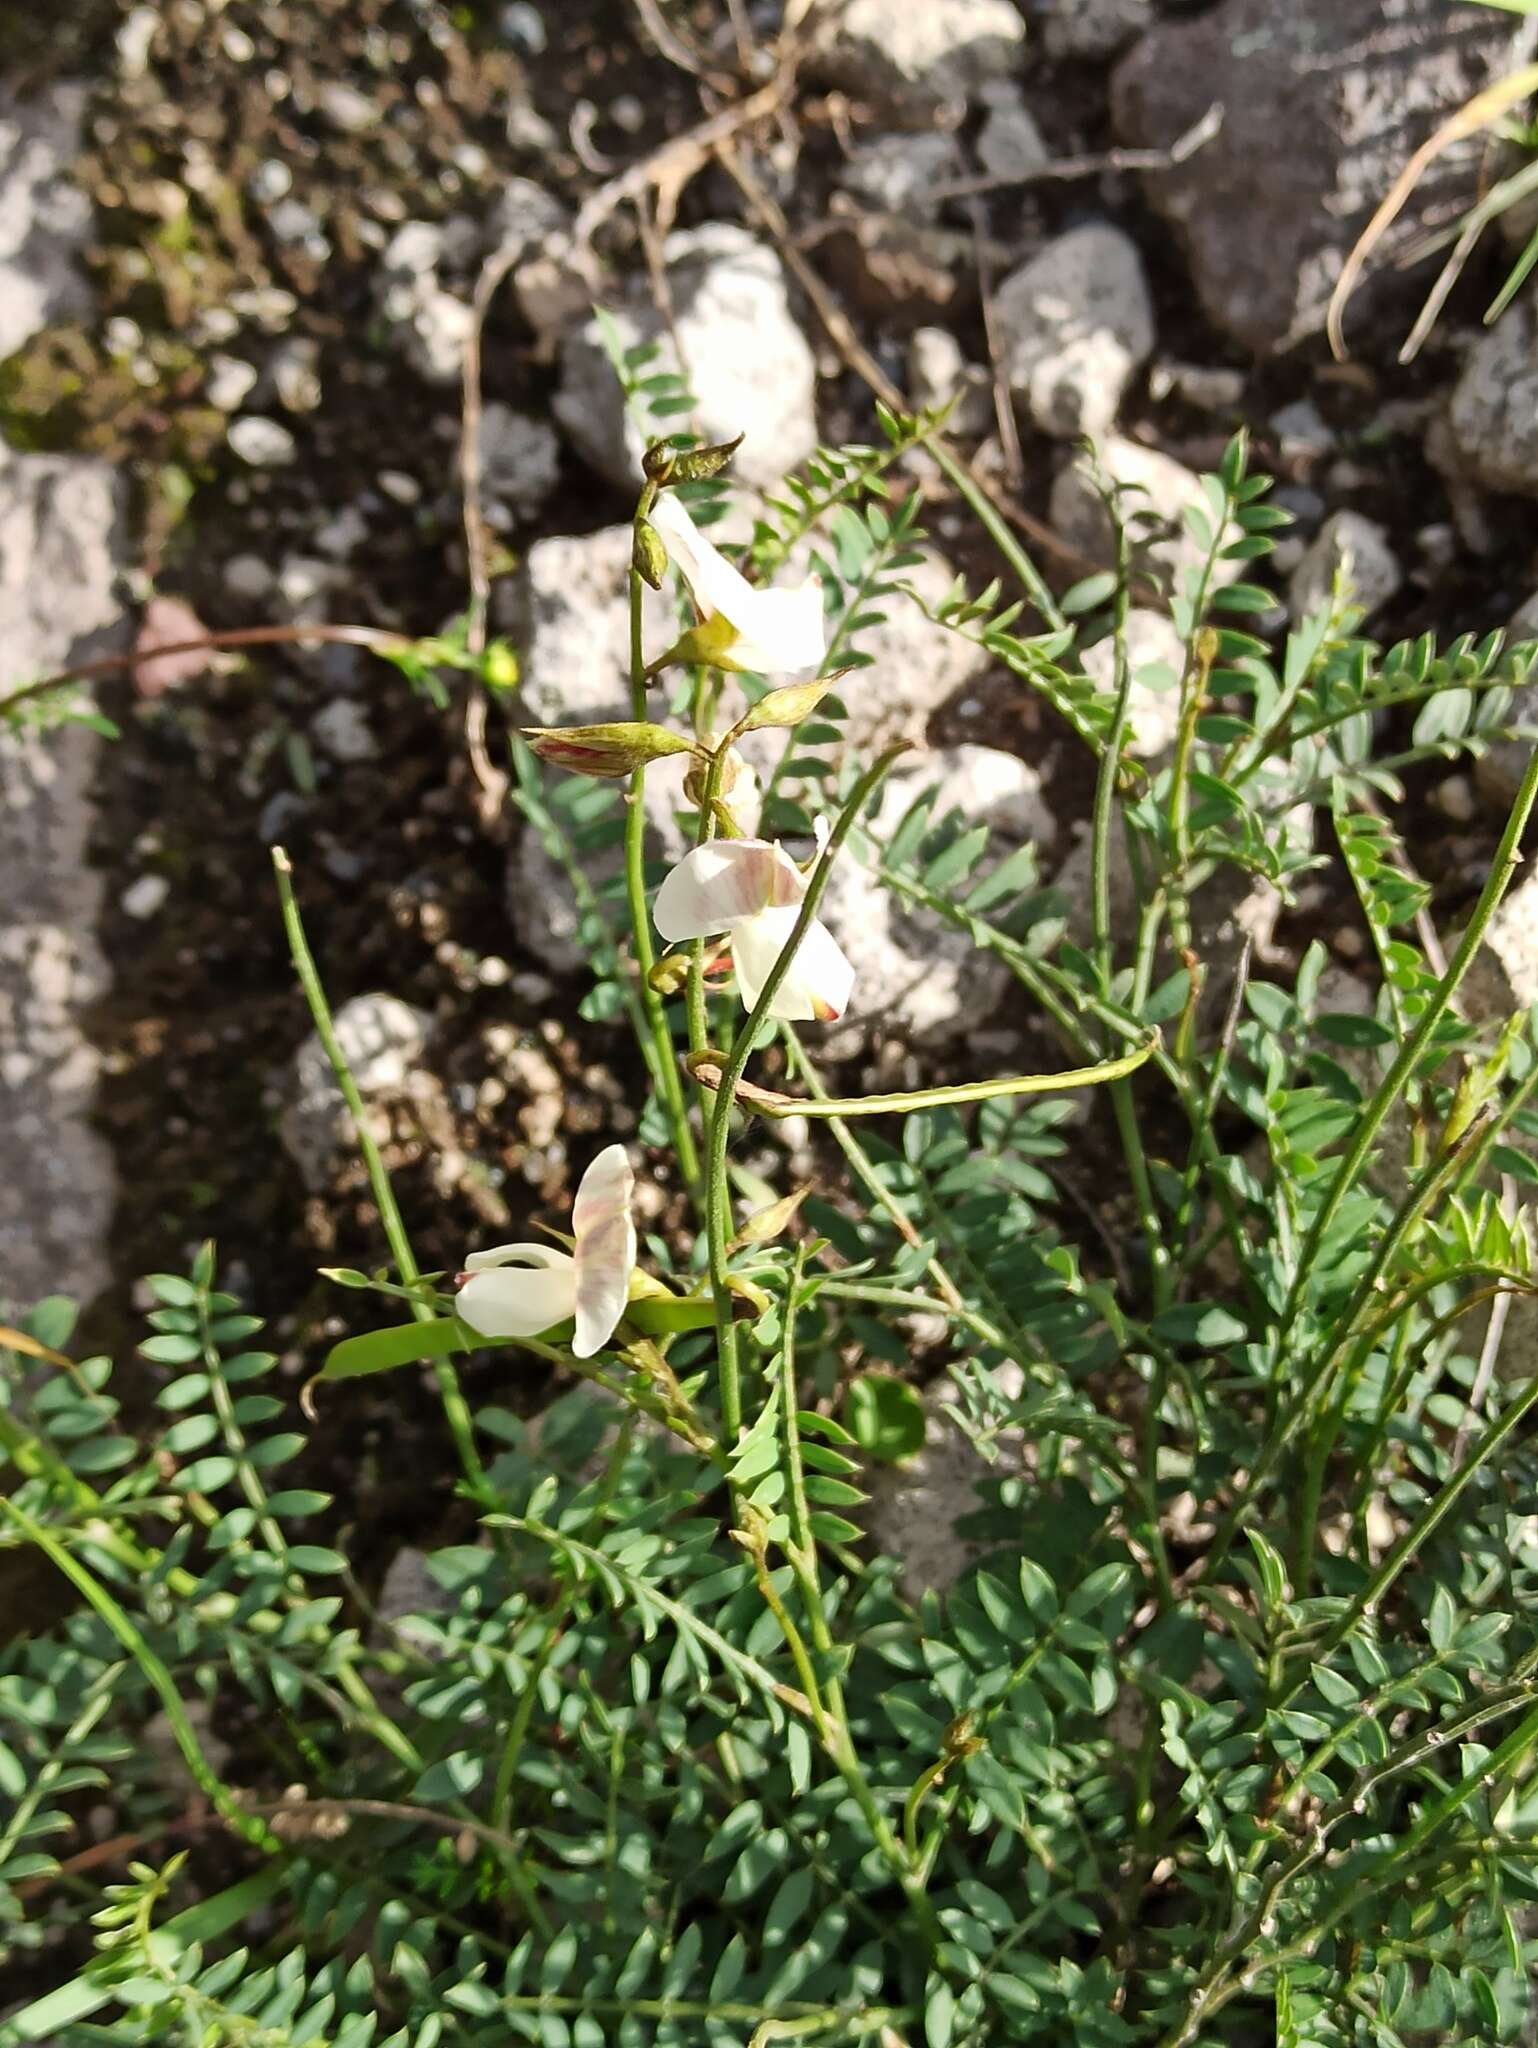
[481,642,519,691]
[641,441,676,483]
[632,518,668,591]
[523,721,696,779]
[743,679,832,732]
[669,434,743,483]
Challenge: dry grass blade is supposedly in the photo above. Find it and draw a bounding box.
[1327,60,1538,359]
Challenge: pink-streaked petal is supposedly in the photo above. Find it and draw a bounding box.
[730,905,856,1022]
[653,838,804,943]
[571,1143,637,1358]
[456,1255,577,1340]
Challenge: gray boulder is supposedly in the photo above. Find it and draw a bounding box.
[1112,0,1538,353]
[810,0,1027,109]
[995,223,1155,441]
[1448,300,1538,500]
[0,81,92,361]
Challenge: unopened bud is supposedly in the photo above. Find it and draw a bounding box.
[523,721,696,778]
[641,441,676,483]
[743,679,832,732]
[670,434,743,484]
[632,518,668,591]
[480,641,519,691]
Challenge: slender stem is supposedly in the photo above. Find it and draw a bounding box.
[704,749,907,1443]
[931,440,1065,631]
[1,1497,283,1856]
[272,847,488,1498]
[626,530,703,1198]
[1277,741,1538,1347]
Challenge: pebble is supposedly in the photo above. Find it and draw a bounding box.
[205,352,259,412]
[228,415,298,466]
[121,874,169,920]
[310,698,377,763]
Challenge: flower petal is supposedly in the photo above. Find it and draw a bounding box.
[649,491,825,674]
[456,1248,576,1340]
[731,904,856,1022]
[653,838,804,943]
[571,1143,637,1358]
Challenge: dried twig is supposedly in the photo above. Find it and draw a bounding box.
[714,139,1086,575]
[932,102,1225,203]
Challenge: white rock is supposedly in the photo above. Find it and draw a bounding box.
[206,352,260,412]
[280,995,431,1191]
[477,401,560,526]
[0,448,125,1311]
[555,224,817,491]
[839,133,963,217]
[976,95,1050,183]
[311,698,377,763]
[223,552,275,600]
[1078,608,1185,758]
[1448,300,1538,500]
[271,337,322,414]
[814,0,1027,107]
[318,81,377,134]
[1288,510,1403,623]
[1040,0,1152,57]
[376,221,475,385]
[501,524,674,728]
[839,549,994,752]
[994,224,1155,441]
[1271,397,1336,460]
[228,415,297,467]
[908,325,993,435]
[0,81,92,362]
[121,874,169,920]
[1049,435,1240,593]
[819,744,1055,1044]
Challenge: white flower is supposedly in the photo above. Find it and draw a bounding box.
[455,1144,635,1358]
[653,837,855,1023]
[648,491,825,675]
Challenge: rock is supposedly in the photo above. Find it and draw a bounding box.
[834,549,993,752]
[121,874,169,920]
[1148,361,1247,413]
[1288,510,1404,622]
[132,594,211,698]
[317,81,377,135]
[477,402,560,528]
[908,325,993,436]
[1448,300,1538,499]
[1112,0,1538,354]
[1038,0,1152,57]
[500,524,674,728]
[0,81,92,362]
[205,352,259,412]
[975,91,1050,183]
[270,337,322,414]
[228,415,297,466]
[0,448,125,1312]
[1474,591,1538,811]
[819,744,1055,1045]
[995,224,1155,442]
[1271,398,1337,462]
[555,225,817,491]
[279,994,432,1191]
[868,1368,1023,1589]
[310,698,377,763]
[376,220,474,385]
[1078,609,1185,758]
[811,0,1026,108]
[839,133,963,217]
[1049,436,1240,594]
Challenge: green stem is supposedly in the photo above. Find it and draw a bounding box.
[1,1495,283,1856]
[1276,741,1538,1348]
[272,847,489,1501]
[626,528,703,1199]
[931,440,1064,631]
[704,746,908,1443]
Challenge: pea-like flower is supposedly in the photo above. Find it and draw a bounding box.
[648,491,825,675]
[653,837,854,1022]
[454,1144,635,1358]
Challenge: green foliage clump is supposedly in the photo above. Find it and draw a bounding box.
[7,418,1538,2048]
